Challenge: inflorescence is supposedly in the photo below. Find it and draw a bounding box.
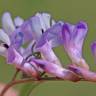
[0,12,96,96]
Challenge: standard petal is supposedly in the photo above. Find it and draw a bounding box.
[2,12,15,35]
[13,20,33,44]
[30,13,52,40]
[30,15,43,40]
[0,29,11,45]
[14,16,24,28]
[36,13,51,31]
[36,22,64,48]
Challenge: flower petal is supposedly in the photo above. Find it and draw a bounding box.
[11,32,24,49]
[36,40,62,66]
[14,20,33,44]
[36,13,51,31]
[62,23,72,45]
[73,21,88,50]
[36,22,63,48]
[14,16,24,28]
[62,21,89,69]
[2,12,15,35]
[32,59,80,81]
[22,62,39,77]
[0,29,10,45]
[7,47,23,64]
[30,15,44,40]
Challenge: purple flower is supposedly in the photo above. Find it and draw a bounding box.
[13,12,56,45]
[35,22,64,66]
[62,21,89,69]
[0,12,24,56]
[31,58,80,81]
[0,12,81,81]
[7,46,40,78]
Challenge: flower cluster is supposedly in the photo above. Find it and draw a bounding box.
[0,12,96,84]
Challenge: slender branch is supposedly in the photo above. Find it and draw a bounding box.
[1,75,96,96]
[2,72,96,96]
[0,77,75,96]
[11,69,20,81]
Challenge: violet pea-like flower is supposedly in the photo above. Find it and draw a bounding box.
[18,13,63,67]
[13,12,55,45]
[7,46,40,78]
[35,22,64,66]
[31,58,80,82]
[62,21,89,69]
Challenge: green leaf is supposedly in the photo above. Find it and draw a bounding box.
[20,81,41,96]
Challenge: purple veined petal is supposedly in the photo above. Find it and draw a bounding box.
[36,22,64,48]
[2,12,15,35]
[91,41,96,60]
[13,20,33,44]
[14,16,24,28]
[62,23,73,46]
[36,40,62,66]
[7,47,15,64]
[7,46,23,65]
[11,31,24,49]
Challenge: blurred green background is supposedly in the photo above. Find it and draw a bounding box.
[0,0,96,96]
